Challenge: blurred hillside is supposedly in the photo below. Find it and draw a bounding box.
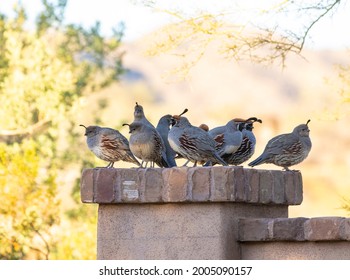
[75,34,350,218]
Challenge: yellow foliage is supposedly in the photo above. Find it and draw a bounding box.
[0,140,60,259]
[0,26,76,130]
[0,2,124,259]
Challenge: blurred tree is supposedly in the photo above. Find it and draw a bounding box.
[140,0,342,75]
[0,0,124,259]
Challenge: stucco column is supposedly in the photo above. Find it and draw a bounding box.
[80,166,303,260]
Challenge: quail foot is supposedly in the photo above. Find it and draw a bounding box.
[168,113,228,167]
[80,124,140,168]
[248,120,312,171]
[124,121,170,168]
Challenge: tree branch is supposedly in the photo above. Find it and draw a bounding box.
[299,0,341,50]
[29,222,50,260]
[144,0,343,72]
[0,119,52,144]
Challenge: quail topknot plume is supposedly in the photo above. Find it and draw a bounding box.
[168,109,228,167]
[80,124,141,168]
[248,120,312,171]
[124,121,170,168]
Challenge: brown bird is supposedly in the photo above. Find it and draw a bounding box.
[80,124,140,168]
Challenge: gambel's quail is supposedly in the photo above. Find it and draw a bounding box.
[124,121,170,168]
[133,102,173,166]
[223,117,262,165]
[133,102,154,128]
[156,114,177,167]
[80,125,140,168]
[208,119,244,157]
[178,123,210,166]
[249,120,312,171]
[168,113,228,167]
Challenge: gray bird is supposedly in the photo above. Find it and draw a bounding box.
[156,114,177,167]
[208,119,244,157]
[132,102,172,167]
[248,120,312,171]
[168,114,228,167]
[222,117,262,165]
[123,121,170,168]
[80,124,140,168]
[134,102,154,128]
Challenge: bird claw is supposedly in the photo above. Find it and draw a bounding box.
[283,167,300,172]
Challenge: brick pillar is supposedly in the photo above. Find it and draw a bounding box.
[80,166,303,260]
[238,217,350,259]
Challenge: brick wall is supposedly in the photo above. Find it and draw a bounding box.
[81,166,303,205]
[80,166,350,260]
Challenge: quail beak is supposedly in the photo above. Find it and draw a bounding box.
[172,115,181,126]
[170,118,176,126]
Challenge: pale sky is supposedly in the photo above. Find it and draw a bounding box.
[1,0,349,49]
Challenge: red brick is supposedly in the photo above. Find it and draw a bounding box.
[259,170,273,204]
[245,168,260,203]
[272,217,308,241]
[143,168,163,202]
[162,167,189,202]
[271,170,285,204]
[190,167,210,201]
[227,168,235,201]
[341,218,350,240]
[233,167,246,201]
[284,171,303,205]
[284,172,295,203]
[80,169,94,203]
[118,168,142,202]
[238,218,273,241]
[294,171,303,204]
[304,217,345,241]
[209,166,230,201]
[94,168,117,203]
